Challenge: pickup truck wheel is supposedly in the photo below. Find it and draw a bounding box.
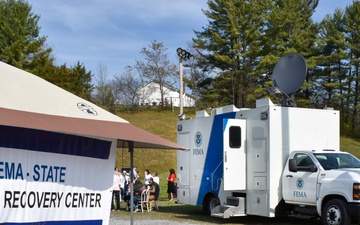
[322,199,350,225]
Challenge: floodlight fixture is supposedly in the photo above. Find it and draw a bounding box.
[177,47,192,61]
[177,47,182,54]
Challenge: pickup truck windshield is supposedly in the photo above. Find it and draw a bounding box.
[314,153,360,170]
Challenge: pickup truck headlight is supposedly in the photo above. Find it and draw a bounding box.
[353,183,360,200]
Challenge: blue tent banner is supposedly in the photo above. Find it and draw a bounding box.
[0,126,115,224]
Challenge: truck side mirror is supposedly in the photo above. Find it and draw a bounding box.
[310,165,318,173]
[289,159,297,172]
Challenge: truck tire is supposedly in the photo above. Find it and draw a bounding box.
[322,199,350,225]
[204,195,220,215]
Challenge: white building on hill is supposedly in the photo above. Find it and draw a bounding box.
[137,81,195,107]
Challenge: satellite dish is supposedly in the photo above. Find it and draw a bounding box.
[272,53,307,95]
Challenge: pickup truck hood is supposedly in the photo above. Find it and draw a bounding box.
[321,168,360,180]
[318,168,360,202]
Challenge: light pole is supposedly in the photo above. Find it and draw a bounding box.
[176,47,192,119]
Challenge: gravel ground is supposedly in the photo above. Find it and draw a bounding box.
[109,218,197,225]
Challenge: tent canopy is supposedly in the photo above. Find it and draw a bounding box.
[0,106,185,149]
[0,61,186,150]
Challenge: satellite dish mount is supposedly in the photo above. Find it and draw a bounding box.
[266,53,307,107]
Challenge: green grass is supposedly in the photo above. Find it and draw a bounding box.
[110,200,323,224]
[114,107,360,201]
[340,136,360,157]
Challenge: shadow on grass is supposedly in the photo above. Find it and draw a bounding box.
[111,201,323,225]
[158,202,323,225]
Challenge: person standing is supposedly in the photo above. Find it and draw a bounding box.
[144,169,152,186]
[167,168,176,201]
[152,171,160,184]
[119,170,126,201]
[133,166,139,182]
[111,168,121,211]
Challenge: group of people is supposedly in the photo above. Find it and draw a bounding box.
[141,167,177,202]
[112,167,173,212]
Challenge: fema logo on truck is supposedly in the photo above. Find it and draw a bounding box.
[297,178,304,189]
[293,178,307,198]
[193,131,204,155]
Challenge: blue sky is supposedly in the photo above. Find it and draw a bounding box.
[27,0,354,78]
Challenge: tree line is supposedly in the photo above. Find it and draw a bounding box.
[0,0,179,113]
[1,0,360,138]
[188,0,360,138]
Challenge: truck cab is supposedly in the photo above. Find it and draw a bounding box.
[282,150,360,224]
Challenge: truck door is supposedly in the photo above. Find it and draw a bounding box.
[223,118,246,190]
[177,132,191,204]
[282,153,319,204]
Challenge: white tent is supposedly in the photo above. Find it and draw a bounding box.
[0,61,184,149]
[0,61,184,224]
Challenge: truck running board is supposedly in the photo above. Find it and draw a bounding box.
[211,197,246,218]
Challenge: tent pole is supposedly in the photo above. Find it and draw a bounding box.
[129,141,134,225]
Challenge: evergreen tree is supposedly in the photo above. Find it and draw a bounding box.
[0,0,52,71]
[193,0,266,108]
[344,1,360,137]
[38,62,93,102]
[0,0,94,103]
[315,9,348,109]
[69,61,93,100]
[259,0,319,107]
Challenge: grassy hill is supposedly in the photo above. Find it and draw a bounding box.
[115,107,189,198]
[114,107,360,198]
[339,136,360,156]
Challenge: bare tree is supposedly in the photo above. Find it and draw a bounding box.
[135,40,177,107]
[112,66,144,107]
[93,63,115,112]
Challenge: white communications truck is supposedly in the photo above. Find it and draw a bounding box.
[176,53,360,225]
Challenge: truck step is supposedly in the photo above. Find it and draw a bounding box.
[211,197,246,218]
[211,205,246,218]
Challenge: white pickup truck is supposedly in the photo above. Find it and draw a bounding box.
[282,150,360,225]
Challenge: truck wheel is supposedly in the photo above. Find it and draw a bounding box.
[204,195,220,215]
[322,199,350,225]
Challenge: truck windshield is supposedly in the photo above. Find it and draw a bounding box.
[314,153,360,170]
